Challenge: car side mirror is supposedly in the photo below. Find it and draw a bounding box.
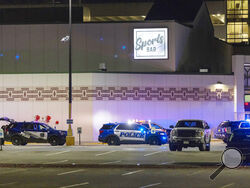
[205,125,210,129]
[170,125,174,129]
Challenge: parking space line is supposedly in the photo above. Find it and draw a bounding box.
[57,169,85,176]
[144,151,163,157]
[122,170,144,176]
[100,160,121,164]
[59,182,89,188]
[220,183,235,188]
[186,170,205,176]
[44,160,68,164]
[140,182,161,188]
[95,151,116,156]
[159,161,175,165]
[0,182,18,186]
[0,169,27,175]
[46,150,71,156]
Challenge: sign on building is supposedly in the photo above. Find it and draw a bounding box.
[134,28,168,59]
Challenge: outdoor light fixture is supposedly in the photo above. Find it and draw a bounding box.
[215,81,223,90]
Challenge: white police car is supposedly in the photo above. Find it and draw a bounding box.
[98,123,167,145]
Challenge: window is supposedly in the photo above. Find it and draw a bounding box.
[227,22,248,43]
[210,14,225,25]
[176,121,203,128]
[240,122,250,128]
[22,124,34,130]
[227,0,248,19]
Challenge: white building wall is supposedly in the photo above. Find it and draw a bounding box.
[0,73,234,142]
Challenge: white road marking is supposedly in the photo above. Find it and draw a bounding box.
[187,170,205,176]
[0,182,18,186]
[59,182,89,188]
[140,182,161,188]
[159,161,175,165]
[144,151,163,157]
[122,170,144,176]
[95,151,116,156]
[57,169,85,176]
[220,183,235,188]
[44,160,68,164]
[100,160,121,164]
[46,150,71,156]
[0,169,27,175]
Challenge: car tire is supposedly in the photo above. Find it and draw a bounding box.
[169,142,177,151]
[199,143,206,151]
[177,146,182,151]
[49,136,59,146]
[21,141,27,146]
[107,136,120,146]
[149,137,160,145]
[58,140,66,146]
[205,143,210,151]
[11,136,22,146]
[0,138,4,145]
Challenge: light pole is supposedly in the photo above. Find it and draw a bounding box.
[66,0,75,146]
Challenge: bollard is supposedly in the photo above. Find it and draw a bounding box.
[77,127,82,145]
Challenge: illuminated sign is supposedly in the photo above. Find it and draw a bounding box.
[134,28,168,59]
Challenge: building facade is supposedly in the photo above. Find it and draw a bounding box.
[0,0,246,141]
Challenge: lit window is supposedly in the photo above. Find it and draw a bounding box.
[227,22,248,43]
[210,14,225,25]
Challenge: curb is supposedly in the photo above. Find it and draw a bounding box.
[0,163,222,169]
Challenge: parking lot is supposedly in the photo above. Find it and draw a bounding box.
[0,141,225,166]
[1,141,250,187]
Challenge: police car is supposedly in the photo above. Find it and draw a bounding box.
[137,120,171,141]
[98,122,167,145]
[1,118,67,146]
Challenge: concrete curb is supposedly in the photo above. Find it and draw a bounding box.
[0,162,222,169]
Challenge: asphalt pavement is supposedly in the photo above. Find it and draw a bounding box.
[1,141,249,188]
[0,142,226,167]
[0,167,248,188]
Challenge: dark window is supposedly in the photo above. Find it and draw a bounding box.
[240,122,250,128]
[116,124,138,130]
[22,124,34,130]
[101,124,115,130]
[176,121,203,128]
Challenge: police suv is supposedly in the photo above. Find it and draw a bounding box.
[1,118,67,146]
[98,122,167,145]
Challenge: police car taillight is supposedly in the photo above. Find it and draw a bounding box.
[99,130,104,134]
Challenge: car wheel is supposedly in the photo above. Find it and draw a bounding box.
[11,136,22,146]
[205,143,210,151]
[149,137,160,145]
[177,146,182,151]
[0,138,4,145]
[58,140,66,146]
[107,136,120,146]
[21,141,27,146]
[169,142,176,151]
[199,143,206,151]
[49,136,59,146]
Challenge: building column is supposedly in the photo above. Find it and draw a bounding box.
[232,55,245,120]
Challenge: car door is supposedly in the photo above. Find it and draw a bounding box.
[22,123,47,141]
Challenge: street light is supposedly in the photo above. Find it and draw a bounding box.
[66,0,75,146]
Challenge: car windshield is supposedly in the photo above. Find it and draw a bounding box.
[40,123,52,130]
[176,121,203,128]
[151,123,162,129]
